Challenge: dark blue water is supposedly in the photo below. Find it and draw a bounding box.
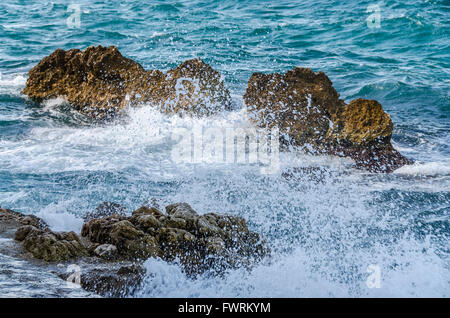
[0,0,448,297]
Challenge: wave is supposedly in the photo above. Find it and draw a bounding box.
[394,161,450,177]
[0,73,26,97]
[136,241,449,297]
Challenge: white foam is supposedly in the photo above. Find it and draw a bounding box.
[0,73,27,96]
[394,161,450,176]
[136,241,449,297]
[0,101,447,298]
[34,200,84,232]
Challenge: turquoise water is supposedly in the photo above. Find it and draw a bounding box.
[0,0,449,297]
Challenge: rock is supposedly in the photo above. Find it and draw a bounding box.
[80,202,269,275]
[205,236,225,254]
[4,203,269,296]
[162,58,232,116]
[327,99,392,145]
[0,207,47,238]
[58,261,145,297]
[23,46,409,172]
[131,214,161,233]
[14,224,42,241]
[131,206,164,219]
[243,67,411,172]
[15,225,88,262]
[244,68,345,147]
[325,98,411,172]
[165,202,199,231]
[81,217,161,260]
[22,46,232,118]
[83,201,127,222]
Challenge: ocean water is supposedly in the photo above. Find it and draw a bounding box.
[0,0,449,297]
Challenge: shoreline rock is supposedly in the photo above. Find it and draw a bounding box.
[22,46,411,172]
[22,45,232,118]
[243,68,411,172]
[0,203,269,297]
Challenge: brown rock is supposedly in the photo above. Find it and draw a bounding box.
[15,225,87,262]
[162,58,232,116]
[326,98,411,172]
[0,207,48,238]
[244,67,345,147]
[243,68,411,172]
[327,99,393,145]
[22,46,232,118]
[81,217,161,260]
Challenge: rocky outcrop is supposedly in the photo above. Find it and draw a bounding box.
[243,68,411,172]
[81,215,161,261]
[22,45,232,118]
[15,225,88,262]
[22,46,410,172]
[1,203,269,296]
[81,203,268,275]
[0,208,47,238]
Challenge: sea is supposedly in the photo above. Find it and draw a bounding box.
[0,0,448,297]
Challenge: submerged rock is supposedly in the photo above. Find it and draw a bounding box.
[243,68,411,172]
[57,261,145,297]
[22,45,232,118]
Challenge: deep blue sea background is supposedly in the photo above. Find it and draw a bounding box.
[0,0,448,297]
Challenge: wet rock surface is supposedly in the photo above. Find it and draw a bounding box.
[0,203,269,297]
[57,261,145,297]
[81,202,269,275]
[0,208,47,238]
[244,68,411,172]
[15,225,88,262]
[22,45,232,118]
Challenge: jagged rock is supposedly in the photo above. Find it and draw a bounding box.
[83,201,127,222]
[15,225,88,262]
[244,68,345,147]
[326,98,411,172]
[22,46,410,172]
[3,203,269,296]
[327,98,392,145]
[81,217,161,260]
[161,59,232,116]
[0,207,47,238]
[22,46,232,118]
[243,68,411,172]
[81,202,269,275]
